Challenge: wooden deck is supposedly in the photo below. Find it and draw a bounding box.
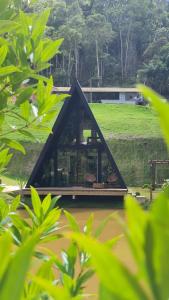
[21,187,128,197]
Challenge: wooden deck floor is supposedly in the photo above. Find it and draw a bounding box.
[21,187,128,196]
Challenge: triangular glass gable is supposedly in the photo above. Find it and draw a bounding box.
[26,81,126,190]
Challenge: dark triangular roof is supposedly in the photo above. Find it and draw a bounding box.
[26,80,127,189]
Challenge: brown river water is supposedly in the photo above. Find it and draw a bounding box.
[20,207,135,297]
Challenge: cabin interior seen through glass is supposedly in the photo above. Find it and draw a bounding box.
[34,99,121,188]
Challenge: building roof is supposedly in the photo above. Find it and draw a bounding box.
[53,87,139,93]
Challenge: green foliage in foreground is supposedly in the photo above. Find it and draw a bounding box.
[0,177,169,299]
[0,188,114,299]
[0,0,66,176]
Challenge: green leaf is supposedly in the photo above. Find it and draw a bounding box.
[99,284,122,300]
[16,87,34,106]
[27,259,55,296]
[62,273,74,292]
[42,193,51,216]
[64,210,80,232]
[75,269,94,294]
[10,225,22,245]
[39,233,62,244]
[0,66,21,77]
[124,196,148,276]
[150,191,169,300]
[0,20,19,34]
[37,78,66,116]
[138,85,169,149]
[32,277,75,300]
[41,109,58,123]
[20,100,31,121]
[0,233,39,300]
[41,209,61,232]
[0,198,9,222]
[40,38,63,63]
[0,45,8,66]
[61,242,77,277]
[22,202,39,228]
[0,233,12,279]
[0,91,8,110]
[49,196,60,210]
[68,233,149,300]
[32,9,50,46]
[144,222,161,300]
[36,62,51,72]
[31,186,42,219]
[10,214,31,230]
[94,213,114,238]
[83,213,94,235]
[0,112,5,126]
[0,148,13,171]
[105,235,123,249]
[10,195,21,212]
[36,79,45,106]
[3,139,26,154]
[29,73,51,83]
[19,10,30,37]
[31,125,52,134]
[18,129,35,141]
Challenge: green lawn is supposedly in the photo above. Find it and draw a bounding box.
[4,104,161,142]
[90,104,161,139]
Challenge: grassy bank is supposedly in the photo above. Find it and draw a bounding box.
[107,138,169,186]
[7,138,169,187]
[4,104,162,141]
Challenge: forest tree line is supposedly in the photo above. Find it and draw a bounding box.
[29,0,169,96]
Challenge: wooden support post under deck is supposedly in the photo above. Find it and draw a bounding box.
[151,162,156,190]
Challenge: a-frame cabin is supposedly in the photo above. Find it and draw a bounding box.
[23,80,127,201]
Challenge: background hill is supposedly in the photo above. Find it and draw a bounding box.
[29,0,169,97]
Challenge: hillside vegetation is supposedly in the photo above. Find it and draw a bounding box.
[33,0,169,96]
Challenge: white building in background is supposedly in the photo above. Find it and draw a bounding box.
[53,86,139,103]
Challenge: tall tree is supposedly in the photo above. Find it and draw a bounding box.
[33,0,169,96]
